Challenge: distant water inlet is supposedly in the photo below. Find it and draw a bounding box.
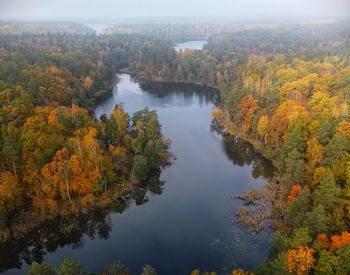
[174,40,207,52]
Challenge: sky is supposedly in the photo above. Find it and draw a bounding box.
[0,0,349,22]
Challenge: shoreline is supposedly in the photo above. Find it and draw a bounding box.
[117,68,221,92]
[117,70,278,169]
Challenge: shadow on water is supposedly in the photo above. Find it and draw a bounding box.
[0,174,164,273]
[139,80,220,107]
[221,136,274,180]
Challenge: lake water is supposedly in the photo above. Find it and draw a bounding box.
[1,42,274,275]
[95,75,274,274]
[174,40,207,52]
[83,22,115,34]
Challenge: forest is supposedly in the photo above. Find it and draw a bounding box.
[0,20,350,274]
[0,31,171,243]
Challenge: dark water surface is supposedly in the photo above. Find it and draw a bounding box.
[2,74,273,275]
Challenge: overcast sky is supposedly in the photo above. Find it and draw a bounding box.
[0,0,349,22]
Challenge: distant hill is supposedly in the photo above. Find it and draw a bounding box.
[0,21,95,35]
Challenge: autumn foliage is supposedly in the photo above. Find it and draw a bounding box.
[288,184,302,203]
[1,22,350,273]
[315,233,330,250]
[330,231,350,251]
[287,245,315,275]
[239,95,257,131]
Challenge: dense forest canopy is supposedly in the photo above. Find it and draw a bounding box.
[0,22,95,35]
[0,27,172,245]
[1,20,350,274]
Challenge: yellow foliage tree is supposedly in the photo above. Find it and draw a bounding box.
[306,137,324,167]
[286,245,315,275]
[257,115,269,147]
[83,75,93,91]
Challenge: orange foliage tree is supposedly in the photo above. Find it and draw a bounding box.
[337,120,350,140]
[330,231,350,250]
[288,184,302,203]
[314,233,330,250]
[239,95,258,132]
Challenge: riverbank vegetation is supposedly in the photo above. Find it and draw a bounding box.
[0,103,170,239]
[208,24,350,274]
[26,257,252,275]
[28,257,155,275]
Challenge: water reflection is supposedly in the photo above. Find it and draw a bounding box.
[1,210,111,272]
[2,74,274,274]
[139,80,220,107]
[210,119,274,181]
[222,137,274,180]
[0,175,164,273]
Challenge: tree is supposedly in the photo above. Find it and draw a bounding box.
[41,147,72,202]
[288,184,302,203]
[110,107,129,145]
[257,115,269,147]
[289,227,312,248]
[102,261,131,275]
[336,120,350,140]
[231,269,253,275]
[315,251,345,275]
[29,262,56,275]
[314,174,342,214]
[315,118,337,145]
[323,133,350,166]
[282,148,305,183]
[141,265,157,275]
[311,167,332,190]
[287,186,311,230]
[269,252,290,275]
[303,205,329,236]
[306,137,324,167]
[83,75,93,91]
[313,233,330,251]
[132,155,149,183]
[268,111,288,149]
[0,171,23,227]
[330,231,350,251]
[308,91,334,118]
[239,95,258,132]
[269,231,289,259]
[56,258,85,275]
[1,123,21,177]
[286,245,315,275]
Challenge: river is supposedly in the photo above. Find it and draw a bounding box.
[2,42,273,275]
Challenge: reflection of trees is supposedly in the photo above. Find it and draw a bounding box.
[211,119,275,232]
[134,171,165,205]
[0,175,164,273]
[139,80,220,106]
[223,137,274,180]
[211,119,274,180]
